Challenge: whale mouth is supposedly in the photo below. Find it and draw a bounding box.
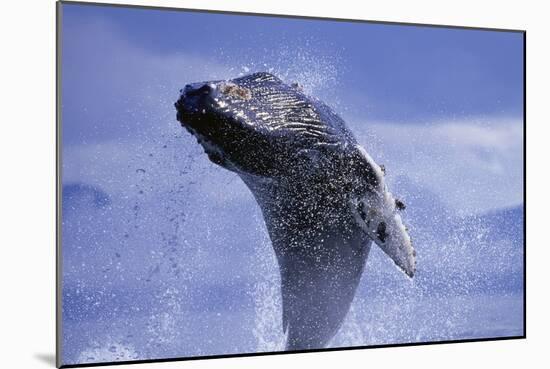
[174,83,215,122]
[174,82,216,137]
[175,115,225,164]
[175,83,231,166]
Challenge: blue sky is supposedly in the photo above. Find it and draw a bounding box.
[60,3,524,365]
[61,2,524,213]
[62,4,523,213]
[61,3,523,127]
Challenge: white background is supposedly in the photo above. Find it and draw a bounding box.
[0,0,547,368]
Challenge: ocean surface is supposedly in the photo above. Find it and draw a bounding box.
[61,135,524,364]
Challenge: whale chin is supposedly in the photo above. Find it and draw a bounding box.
[192,132,232,169]
[205,151,224,166]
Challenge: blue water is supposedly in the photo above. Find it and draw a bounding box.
[60,136,524,364]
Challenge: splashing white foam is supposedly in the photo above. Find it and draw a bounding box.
[146,287,184,348]
[220,37,344,100]
[77,338,139,364]
[331,305,366,347]
[251,219,285,352]
[252,279,285,352]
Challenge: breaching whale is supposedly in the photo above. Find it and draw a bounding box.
[174,72,415,350]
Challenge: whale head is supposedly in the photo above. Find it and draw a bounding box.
[175,72,353,178]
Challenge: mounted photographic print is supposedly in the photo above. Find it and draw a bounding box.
[57,1,525,367]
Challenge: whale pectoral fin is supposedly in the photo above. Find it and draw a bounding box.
[351,195,416,278]
[349,145,416,278]
[274,235,370,350]
[373,212,416,278]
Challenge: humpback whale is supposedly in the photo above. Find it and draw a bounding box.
[174,72,415,350]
